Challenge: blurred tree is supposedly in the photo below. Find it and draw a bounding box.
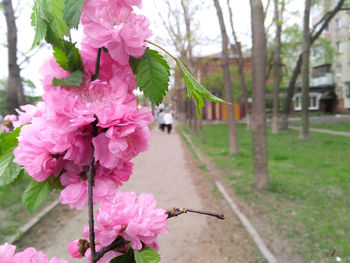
[2,0,24,114]
[213,0,238,154]
[299,0,311,140]
[250,0,269,189]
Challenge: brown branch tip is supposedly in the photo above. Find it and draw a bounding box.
[166,208,224,220]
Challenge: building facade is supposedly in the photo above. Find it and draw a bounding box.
[294,0,350,113]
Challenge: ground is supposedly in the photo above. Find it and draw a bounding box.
[15,125,264,262]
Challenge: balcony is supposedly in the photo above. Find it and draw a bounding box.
[311,73,334,87]
[312,55,332,68]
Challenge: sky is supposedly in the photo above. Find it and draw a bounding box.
[0,0,305,96]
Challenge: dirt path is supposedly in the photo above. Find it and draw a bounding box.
[16,125,262,262]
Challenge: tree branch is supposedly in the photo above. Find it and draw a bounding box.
[166,207,225,220]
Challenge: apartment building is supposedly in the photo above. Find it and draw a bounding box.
[297,0,350,113]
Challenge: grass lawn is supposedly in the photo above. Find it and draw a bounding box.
[182,123,350,263]
[0,174,57,243]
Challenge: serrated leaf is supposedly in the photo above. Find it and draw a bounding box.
[30,0,49,48]
[64,0,84,29]
[22,179,53,212]
[0,148,22,185]
[131,48,170,105]
[52,70,83,87]
[47,0,69,38]
[53,41,83,72]
[110,251,132,263]
[0,127,21,154]
[134,248,160,263]
[175,58,227,118]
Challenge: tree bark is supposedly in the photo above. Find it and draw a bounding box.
[299,0,311,140]
[250,0,269,189]
[213,0,238,155]
[3,0,23,114]
[280,0,346,130]
[271,0,283,134]
[227,0,251,130]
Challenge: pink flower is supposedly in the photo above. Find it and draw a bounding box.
[0,243,67,263]
[83,191,168,251]
[14,119,64,182]
[1,114,17,133]
[93,107,153,169]
[81,1,151,64]
[0,243,16,263]
[59,162,130,209]
[67,240,82,258]
[13,102,44,128]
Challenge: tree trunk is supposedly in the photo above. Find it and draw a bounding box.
[250,0,269,189]
[299,0,311,140]
[3,0,22,114]
[213,0,238,155]
[280,0,345,130]
[271,0,282,134]
[227,0,251,130]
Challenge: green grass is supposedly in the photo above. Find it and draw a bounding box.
[0,175,58,243]
[182,123,350,263]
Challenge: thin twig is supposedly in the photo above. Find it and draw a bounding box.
[166,208,224,220]
[95,236,128,261]
[91,48,102,81]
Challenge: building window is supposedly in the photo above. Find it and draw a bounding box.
[336,64,342,76]
[293,93,322,111]
[346,83,350,98]
[336,18,341,30]
[336,41,342,52]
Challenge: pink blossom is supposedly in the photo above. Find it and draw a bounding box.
[67,240,82,258]
[0,243,67,263]
[83,191,168,251]
[0,243,16,263]
[13,102,44,128]
[1,114,17,133]
[93,107,153,169]
[59,162,129,209]
[81,1,151,64]
[14,119,64,182]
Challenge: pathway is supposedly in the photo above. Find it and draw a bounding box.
[16,125,261,262]
[289,125,350,137]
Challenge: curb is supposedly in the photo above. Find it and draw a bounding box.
[181,130,278,263]
[6,199,60,244]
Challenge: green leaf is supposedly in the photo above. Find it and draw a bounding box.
[0,148,22,185]
[134,248,160,263]
[47,0,69,38]
[30,0,49,48]
[130,48,170,106]
[64,0,84,29]
[53,41,83,72]
[52,70,83,87]
[110,251,132,263]
[175,58,227,118]
[22,179,53,212]
[0,127,21,154]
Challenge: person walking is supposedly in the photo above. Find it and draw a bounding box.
[164,110,174,134]
[157,109,165,131]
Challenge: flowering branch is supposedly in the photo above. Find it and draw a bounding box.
[95,236,129,262]
[88,120,98,262]
[166,208,225,220]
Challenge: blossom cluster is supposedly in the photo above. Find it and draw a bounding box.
[13,0,153,210]
[7,0,169,261]
[0,243,67,263]
[67,191,168,262]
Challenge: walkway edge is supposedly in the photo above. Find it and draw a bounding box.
[6,199,60,244]
[181,131,278,263]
